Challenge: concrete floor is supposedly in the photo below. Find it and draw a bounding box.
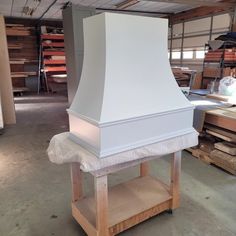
[0,94,236,236]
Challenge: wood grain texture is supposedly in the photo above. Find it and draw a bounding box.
[170,151,181,209]
[205,109,236,133]
[73,176,172,235]
[214,142,236,156]
[70,163,83,202]
[204,124,236,142]
[95,175,109,236]
[140,162,149,177]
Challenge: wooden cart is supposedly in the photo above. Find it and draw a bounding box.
[70,151,181,236]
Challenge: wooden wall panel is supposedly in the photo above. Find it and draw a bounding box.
[0,15,16,124]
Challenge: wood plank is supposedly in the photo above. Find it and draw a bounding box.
[71,163,83,202]
[74,176,171,235]
[205,109,236,132]
[6,28,30,36]
[188,148,236,175]
[42,42,64,47]
[43,51,65,56]
[214,142,236,156]
[95,175,109,236]
[44,59,66,65]
[140,162,149,177]
[8,43,22,49]
[206,130,235,142]
[44,66,66,72]
[6,24,24,27]
[210,149,236,174]
[41,34,64,40]
[13,87,29,92]
[204,124,236,142]
[11,71,37,78]
[0,15,16,124]
[72,203,98,236]
[186,148,212,164]
[170,151,181,209]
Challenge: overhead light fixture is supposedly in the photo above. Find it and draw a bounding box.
[116,0,139,10]
[22,0,41,16]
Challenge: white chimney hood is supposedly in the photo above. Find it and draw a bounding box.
[68,13,195,158]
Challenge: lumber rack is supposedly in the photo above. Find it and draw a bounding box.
[70,151,181,236]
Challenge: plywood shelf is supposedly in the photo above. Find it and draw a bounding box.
[73,176,172,235]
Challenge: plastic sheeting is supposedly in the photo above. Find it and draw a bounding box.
[47,131,198,172]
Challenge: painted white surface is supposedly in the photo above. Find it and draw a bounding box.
[69,13,192,124]
[68,13,195,158]
[0,91,3,129]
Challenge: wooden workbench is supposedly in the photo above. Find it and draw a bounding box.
[70,151,181,236]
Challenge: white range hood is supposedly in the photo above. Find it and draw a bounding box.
[68,13,195,158]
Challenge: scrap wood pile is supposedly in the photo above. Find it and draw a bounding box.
[187,108,236,175]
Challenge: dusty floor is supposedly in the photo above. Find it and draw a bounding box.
[0,94,236,236]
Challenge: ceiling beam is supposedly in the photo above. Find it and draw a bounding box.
[145,0,236,7]
[116,0,139,9]
[96,7,172,15]
[170,1,235,23]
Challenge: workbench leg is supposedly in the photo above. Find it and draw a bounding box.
[95,175,109,236]
[70,163,83,202]
[140,162,149,177]
[170,151,181,209]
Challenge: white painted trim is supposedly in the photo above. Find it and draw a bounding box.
[67,105,194,127]
[69,128,195,158]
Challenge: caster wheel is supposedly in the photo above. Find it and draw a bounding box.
[166,209,173,214]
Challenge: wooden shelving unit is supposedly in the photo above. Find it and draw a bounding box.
[202,41,236,89]
[6,24,38,94]
[39,29,67,93]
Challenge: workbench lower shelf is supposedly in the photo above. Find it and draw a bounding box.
[72,176,172,236]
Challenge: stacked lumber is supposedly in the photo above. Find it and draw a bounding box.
[187,107,236,175]
[224,50,236,62]
[205,50,223,62]
[6,23,37,92]
[7,42,22,49]
[40,30,67,92]
[6,24,32,36]
[205,107,236,132]
[205,48,236,62]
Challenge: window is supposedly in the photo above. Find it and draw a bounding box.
[183,51,193,59]
[196,50,205,59]
[172,51,181,59]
